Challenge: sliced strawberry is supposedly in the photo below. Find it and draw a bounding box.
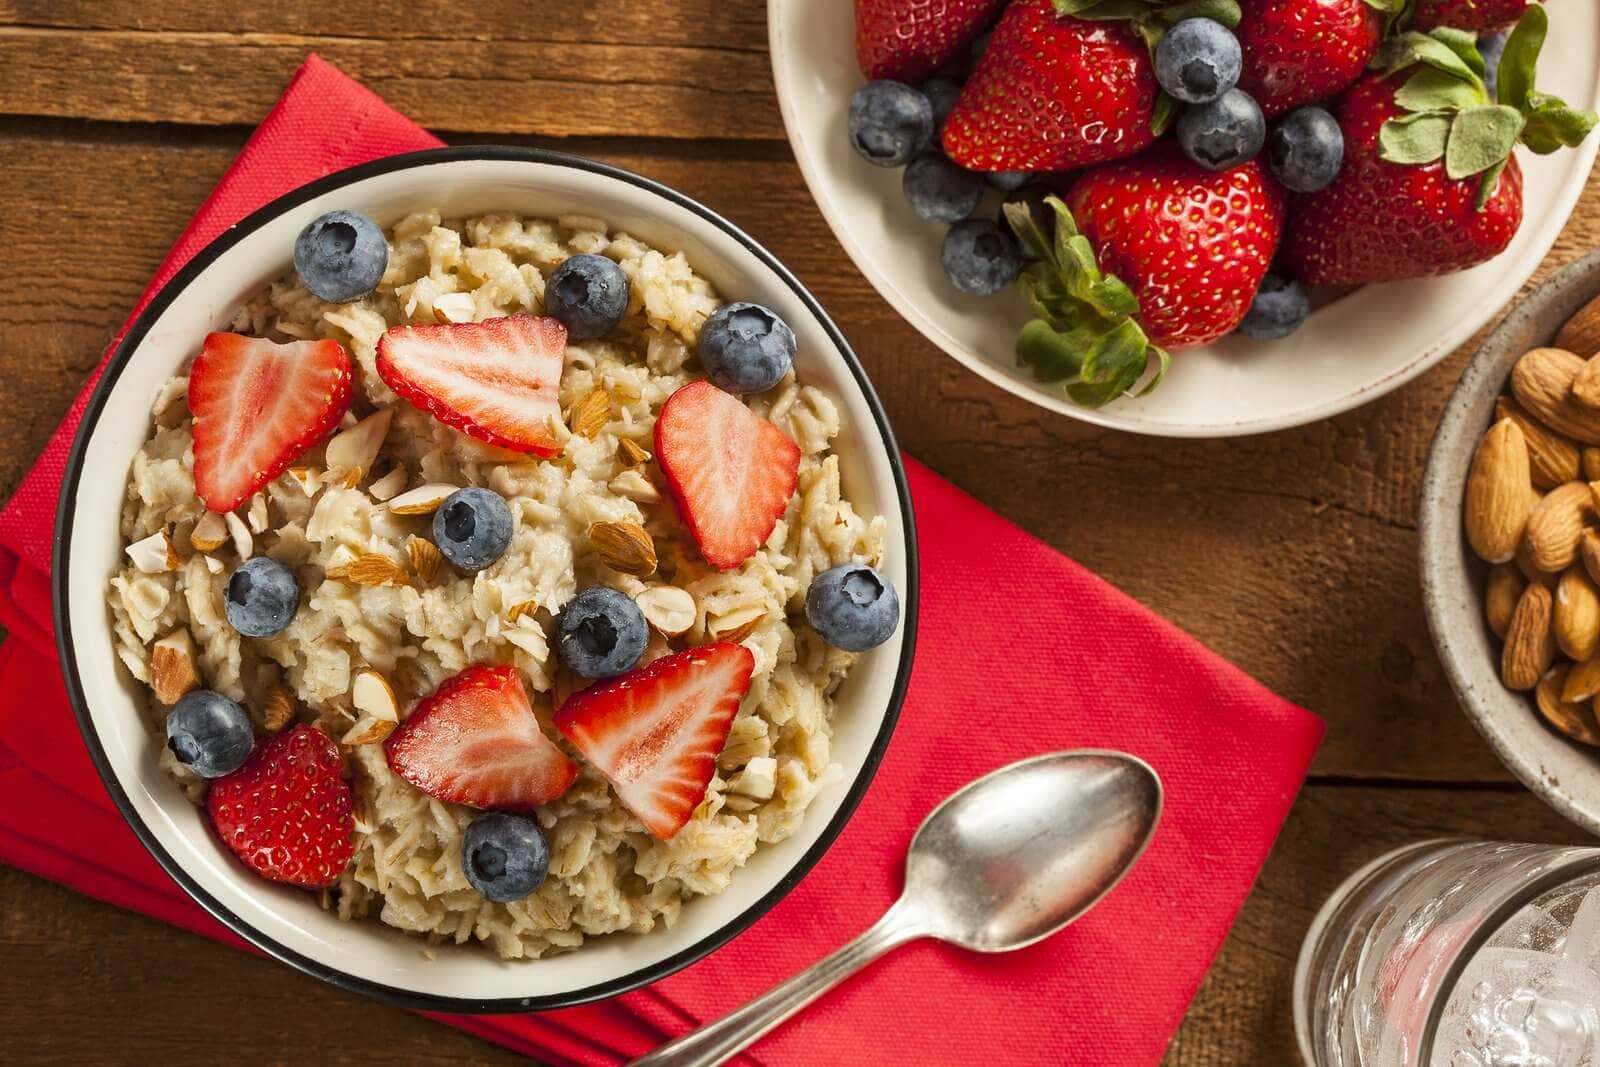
[188,333,353,512]
[554,643,754,839]
[206,724,356,888]
[654,380,801,570]
[376,314,567,456]
[384,665,577,811]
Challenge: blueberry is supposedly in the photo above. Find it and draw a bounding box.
[921,78,962,133]
[545,254,629,340]
[293,210,388,303]
[1268,107,1345,193]
[1237,274,1311,340]
[558,587,648,679]
[697,302,796,394]
[1176,88,1266,172]
[1155,18,1242,105]
[806,564,900,652]
[166,690,254,779]
[903,153,985,223]
[463,812,550,903]
[848,81,935,168]
[431,487,514,573]
[225,556,299,638]
[999,182,1058,260]
[985,171,1031,192]
[1480,31,1510,100]
[941,219,1024,296]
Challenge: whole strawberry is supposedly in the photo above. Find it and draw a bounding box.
[1003,146,1285,405]
[855,0,1005,82]
[1410,0,1532,31]
[206,724,356,889]
[1235,0,1398,117]
[1283,6,1596,286]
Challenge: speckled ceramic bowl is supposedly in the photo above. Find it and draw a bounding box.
[1421,247,1600,836]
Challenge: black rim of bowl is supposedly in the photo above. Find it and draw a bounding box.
[51,145,921,1014]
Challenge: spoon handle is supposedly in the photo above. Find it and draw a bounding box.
[627,897,927,1067]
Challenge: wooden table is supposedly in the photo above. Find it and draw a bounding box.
[1,2,1596,1062]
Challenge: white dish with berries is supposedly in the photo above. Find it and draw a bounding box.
[770,0,1600,436]
[55,147,916,1011]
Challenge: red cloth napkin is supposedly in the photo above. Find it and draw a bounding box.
[0,55,1325,1066]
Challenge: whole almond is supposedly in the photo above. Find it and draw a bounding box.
[1557,292,1600,358]
[189,511,228,553]
[1556,566,1600,661]
[589,521,657,578]
[1486,563,1526,639]
[1511,348,1600,443]
[150,629,200,706]
[1526,481,1594,572]
[1536,665,1600,746]
[1465,419,1534,563]
[330,552,408,586]
[1496,396,1581,489]
[1503,582,1556,690]
[618,438,651,468]
[1518,534,1560,589]
[1576,355,1600,411]
[1566,653,1600,702]
[570,389,612,439]
[406,536,441,583]
[261,686,296,733]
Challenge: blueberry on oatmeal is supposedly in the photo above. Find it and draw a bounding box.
[696,302,796,395]
[463,812,551,903]
[165,690,254,778]
[558,587,649,679]
[544,254,630,340]
[806,564,900,652]
[225,556,299,638]
[293,209,388,303]
[432,487,514,573]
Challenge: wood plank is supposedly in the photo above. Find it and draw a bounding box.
[9,126,1593,783]
[0,11,779,139]
[0,784,1583,1063]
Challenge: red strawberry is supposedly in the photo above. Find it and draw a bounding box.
[654,380,801,570]
[206,724,356,888]
[1410,0,1531,31]
[942,0,1160,173]
[1235,0,1388,117]
[384,665,578,811]
[376,314,567,456]
[1283,10,1595,286]
[855,0,1004,82]
[554,643,754,839]
[188,333,352,513]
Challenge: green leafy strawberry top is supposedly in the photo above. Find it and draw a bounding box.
[1374,5,1596,206]
[1005,196,1169,408]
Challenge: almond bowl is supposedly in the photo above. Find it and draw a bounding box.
[1421,247,1600,835]
[53,147,918,1011]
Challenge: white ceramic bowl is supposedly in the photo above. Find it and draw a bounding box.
[769,0,1600,437]
[54,147,918,1011]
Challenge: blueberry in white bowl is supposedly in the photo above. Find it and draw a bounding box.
[1156,17,1242,105]
[903,152,984,224]
[293,209,388,303]
[1177,88,1266,172]
[224,556,299,638]
[463,812,551,903]
[557,586,649,678]
[166,690,254,779]
[807,563,901,652]
[545,253,630,339]
[848,81,934,167]
[1268,107,1344,194]
[432,487,513,573]
[697,301,796,394]
[942,219,1023,297]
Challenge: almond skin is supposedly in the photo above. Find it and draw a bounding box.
[1557,292,1600,358]
[1556,566,1600,661]
[1496,396,1581,489]
[1466,419,1535,564]
[1486,563,1526,639]
[1511,348,1600,444]
[1537,665,1600,746]
[1526,482,1594,573]
[588,521,657,578]
[1504,582,1556,691]
[1565,653,1600,703]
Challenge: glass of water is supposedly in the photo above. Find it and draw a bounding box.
[1296,839,1600,1066]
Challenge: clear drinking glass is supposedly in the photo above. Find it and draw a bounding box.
[1295,839,1600,1066]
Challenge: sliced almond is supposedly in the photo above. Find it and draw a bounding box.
[1486,563,1526,639]
[707,603,765,645]
[1526,482,1594,572]
[1504,582,1557,691]
[324,407,393,481]
[190,511,228,553]
[203,555,224,575]
[247,493,270,534]
[432,291,476,324]
[1465,419,1534,564]
[1496,396,1582,490]
[387,483,459,515]
[224,511,253,559]
[506,599,540,623]
[1511,348,1600,444]
[323,544,358,576]
[569,389,612,439]
[150,629,200,706]
[262,686,297,733]
[351,670,400,723]
[341,715,397,746]
[618,438,651,468]
[610,469,661,504]
[330,552,408,586]
[286,466,322,498]
[126,529,180,573]
[369,466,408,502]
[589,520,657,578]
[1537,665,1600,746]
[406,536,442,583]
[635,585,696,637]
[726,756,777,800]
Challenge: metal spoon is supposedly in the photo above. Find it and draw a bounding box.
[629,749,1163,1067]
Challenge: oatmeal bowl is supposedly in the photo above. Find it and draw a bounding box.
[54,146,916,1010]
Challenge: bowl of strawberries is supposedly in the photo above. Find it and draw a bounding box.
[769,0,1600,436]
